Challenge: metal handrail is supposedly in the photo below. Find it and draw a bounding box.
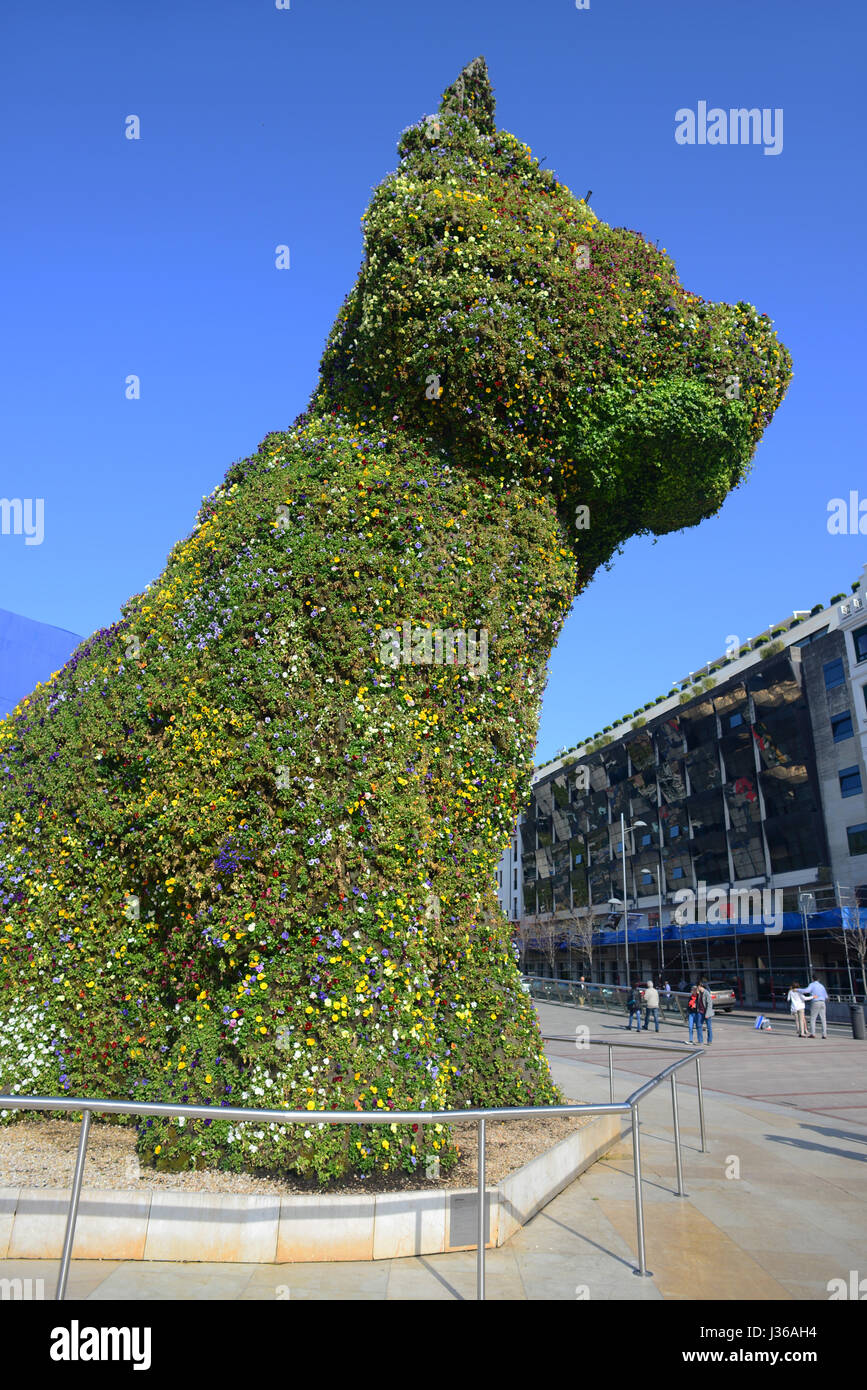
[0,1037,705,1300]
[524,977,696,1022]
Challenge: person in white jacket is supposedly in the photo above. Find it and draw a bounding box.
[643,981,660,1033]
[787,982,807,1037]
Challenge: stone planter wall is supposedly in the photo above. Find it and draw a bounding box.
[0,1112,621,1263]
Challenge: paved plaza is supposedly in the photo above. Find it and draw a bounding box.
[3,1001,865,1299]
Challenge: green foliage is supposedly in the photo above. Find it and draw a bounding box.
[0,56,790,1184]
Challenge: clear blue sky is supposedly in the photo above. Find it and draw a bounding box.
[1,0,864,762]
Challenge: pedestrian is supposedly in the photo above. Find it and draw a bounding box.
[698,978,714,1044]
[625,984,642,1031]
[687,983,703,1044]
[801,977,829,1038]
[664,980,671,998]
[643,980,660,1033]
[787,982,807,1037]
[678,977,687,993]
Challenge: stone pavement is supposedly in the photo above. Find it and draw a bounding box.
[2,1002,865,1299]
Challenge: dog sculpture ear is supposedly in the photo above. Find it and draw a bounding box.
[438,55,496,132]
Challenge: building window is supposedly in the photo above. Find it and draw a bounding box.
[671,865,685,879]
[794,626,829,648]
[729,712,744,729]
[824,658,845,690]
[847,823,867,856]
[854,624,867,664]
[840,766,863,798]
[670,824,680,839]
[640,833,652,847]
[832,711,854,742]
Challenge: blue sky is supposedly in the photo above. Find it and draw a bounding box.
[1,0,864,762]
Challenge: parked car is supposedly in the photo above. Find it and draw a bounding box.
[704,981,736,1012]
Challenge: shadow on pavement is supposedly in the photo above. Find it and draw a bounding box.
[415,1256,467,1300]
[529,1207,638,1273]
[799,1123,867,1146]
[765,1134,867,1163]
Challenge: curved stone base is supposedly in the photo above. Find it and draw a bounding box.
[0,1113,620,1263]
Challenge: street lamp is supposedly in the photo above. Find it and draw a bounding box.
[653,863,664,977]
[798,891,816,983]
[610,815,647,984]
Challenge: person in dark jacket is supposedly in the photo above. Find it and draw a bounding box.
[687,983,703,1044]
[626,985,643,1031]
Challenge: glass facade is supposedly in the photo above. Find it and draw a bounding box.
[519,654,828,919]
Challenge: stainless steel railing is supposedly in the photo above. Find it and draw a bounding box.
[525,977,693,1021]
[0,1037,706,1301]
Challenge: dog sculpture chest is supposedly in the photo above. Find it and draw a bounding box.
[0,58,790,1180]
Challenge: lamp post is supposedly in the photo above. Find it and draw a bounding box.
[799,890,816,983]
[654,863,664,977]
[835,883,856,999]
[609,814,647,985]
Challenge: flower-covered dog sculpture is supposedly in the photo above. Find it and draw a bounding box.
[0,59,790,1180]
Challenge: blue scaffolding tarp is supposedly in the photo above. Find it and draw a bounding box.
[523,909,867,950]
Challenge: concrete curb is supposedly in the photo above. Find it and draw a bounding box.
[0,1113,621,1263]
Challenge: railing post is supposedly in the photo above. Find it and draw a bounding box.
[56,1108,91,1302]
[695,1053,707,1153]
[608,1044,615,1103]
[630,1104,651,1276]
[477,1116,486,1301]
[670,1074,685,1196]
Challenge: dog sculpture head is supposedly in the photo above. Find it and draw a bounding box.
[315,57,791,574]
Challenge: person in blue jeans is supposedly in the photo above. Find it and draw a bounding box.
[642,980,660,1032]
[687,985,703,1043]
[698,979,714,1044]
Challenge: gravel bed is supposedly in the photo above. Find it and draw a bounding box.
[0,1105,591,1196]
